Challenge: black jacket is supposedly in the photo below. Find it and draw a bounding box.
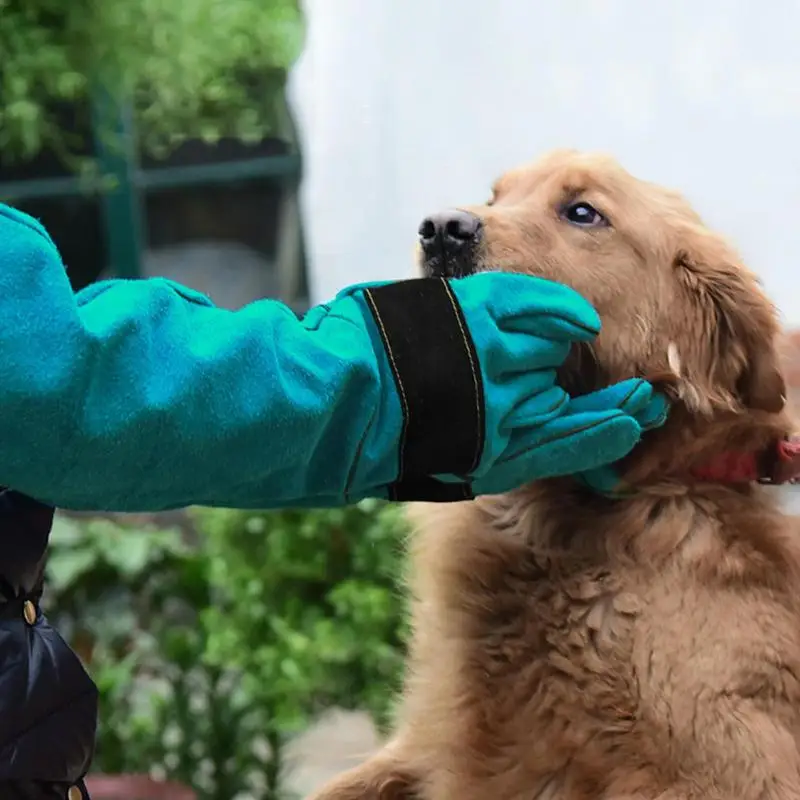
[0,490,96,799]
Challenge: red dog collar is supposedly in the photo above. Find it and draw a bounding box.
[690,437,800,485]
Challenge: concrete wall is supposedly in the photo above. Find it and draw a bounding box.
[289,0,800,323]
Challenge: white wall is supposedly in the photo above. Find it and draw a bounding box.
[289,0,800,324]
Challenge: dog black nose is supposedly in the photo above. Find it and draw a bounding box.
[418,210,482,256]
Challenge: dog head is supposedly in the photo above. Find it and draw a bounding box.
[417,150,790,482]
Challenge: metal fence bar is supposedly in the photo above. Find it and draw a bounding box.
[0,89,305,295]
[91,91,145,279]
[0,154,301,202]
[138,154,300,191]
[0,175,100,202]
[272,95,305,306]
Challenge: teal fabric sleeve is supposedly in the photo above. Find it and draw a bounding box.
[0,204,402,510]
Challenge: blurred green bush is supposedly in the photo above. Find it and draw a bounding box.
[44,501,409,800]
[0,0,305,161]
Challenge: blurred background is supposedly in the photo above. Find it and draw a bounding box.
[3,0,800,797]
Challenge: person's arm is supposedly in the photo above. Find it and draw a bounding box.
[1,204,388,510]
[0,204,666,511]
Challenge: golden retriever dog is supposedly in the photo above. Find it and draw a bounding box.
[308,150,800,800]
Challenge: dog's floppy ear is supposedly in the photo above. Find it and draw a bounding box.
[735,329,787,413]
[672,227,786,415]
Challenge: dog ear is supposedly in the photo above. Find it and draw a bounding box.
[735,334,787,413]
[673,228,786,415]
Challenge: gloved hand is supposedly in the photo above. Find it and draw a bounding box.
[569,379,669,497]
[465,378,668,496]
[339,272,669,502]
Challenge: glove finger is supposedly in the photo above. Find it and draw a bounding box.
[566,378,652,415]
[501,384,568,430]
[633,394,669,431]
[461,273,601,342]
[568,379,669,432]
[502,305,601,343]
[499,411,642,472]
[501,275,600,341]
[488,333,571,375]
[472,413,641,494]
[634,392,669,431]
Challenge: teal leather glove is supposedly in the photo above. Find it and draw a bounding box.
[336,274,668,502]
[572,381,669,497]
[0,202,666,511]
[466,379,668,497]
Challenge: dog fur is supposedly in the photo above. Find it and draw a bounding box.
[308,151,800,800]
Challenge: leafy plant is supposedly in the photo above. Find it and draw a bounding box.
[44,501,409,799]
[0,0,305,162]
[197,501,410,736]
[44,516,215,784]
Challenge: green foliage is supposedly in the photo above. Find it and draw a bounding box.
[198,501,409,735]
[44,502,409,799]
[0,0,305,161]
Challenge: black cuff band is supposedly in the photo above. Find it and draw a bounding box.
[389,477,474,503]
[364,278,485,502]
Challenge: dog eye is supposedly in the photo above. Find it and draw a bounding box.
[562,202,608,228]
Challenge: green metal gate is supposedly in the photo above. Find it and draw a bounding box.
[0,91,306,308]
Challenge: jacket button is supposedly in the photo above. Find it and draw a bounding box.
[22,600,36,625]
[67,786,82,800]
